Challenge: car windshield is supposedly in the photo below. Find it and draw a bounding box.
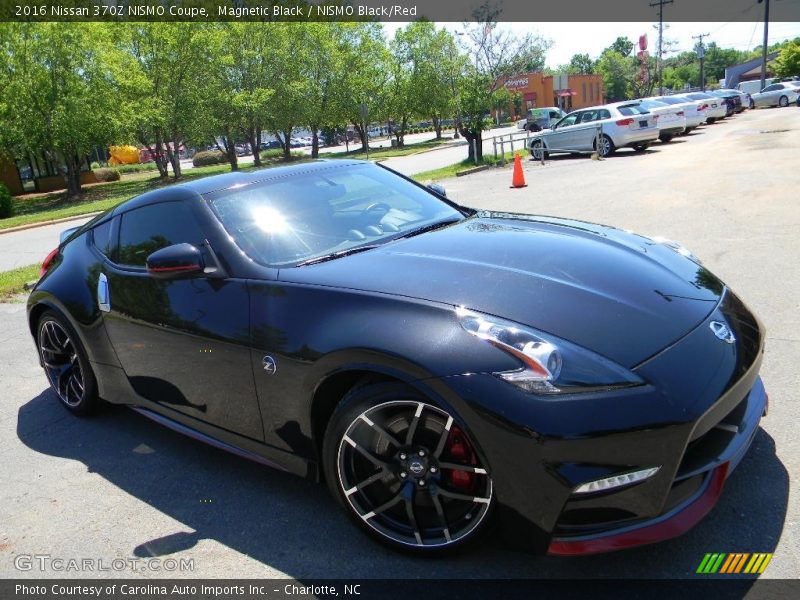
[205,163,464,268]
[686,93,713,100]
[639,99,668,109]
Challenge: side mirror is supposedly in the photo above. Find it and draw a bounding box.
[146,243,204,279]
[427,183,447,198]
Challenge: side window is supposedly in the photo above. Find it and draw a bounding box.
[762,85,779,92]
[579,111,595,123]
[92,220,113,257]
[555,114,578,128]
[117,202,203,268]
[598,109,611,120]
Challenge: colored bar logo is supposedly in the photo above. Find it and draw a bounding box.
[696,553,773,574]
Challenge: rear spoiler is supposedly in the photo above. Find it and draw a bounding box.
[59,226,80,245]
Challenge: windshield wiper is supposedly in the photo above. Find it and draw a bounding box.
[394,218,462,241]
[295,244,382,267]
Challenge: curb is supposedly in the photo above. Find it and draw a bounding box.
[0,212,101,236]
[456,165,491,177]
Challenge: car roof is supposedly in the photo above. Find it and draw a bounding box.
[111,159,366,214]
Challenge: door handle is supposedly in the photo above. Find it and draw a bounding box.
[97,273,111,312]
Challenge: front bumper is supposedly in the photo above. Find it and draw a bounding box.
[548,377,766,555]
[426,289,765,555]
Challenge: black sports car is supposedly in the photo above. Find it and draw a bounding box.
[28,160,767,555]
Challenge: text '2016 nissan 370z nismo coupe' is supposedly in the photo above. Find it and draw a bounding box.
[28,159,767,555]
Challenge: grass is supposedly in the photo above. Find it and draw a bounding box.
[328,138,454,160]
[0,264,39,301]
[0,158,308,231]
[413,150,520,182]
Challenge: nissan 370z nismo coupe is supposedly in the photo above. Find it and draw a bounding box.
[28,160,767,555]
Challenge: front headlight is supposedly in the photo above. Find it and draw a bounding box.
[456,307,644,395]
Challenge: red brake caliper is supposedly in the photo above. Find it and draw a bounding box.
[445,425,477,491]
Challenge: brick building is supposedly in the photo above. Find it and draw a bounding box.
[494,72,605,120]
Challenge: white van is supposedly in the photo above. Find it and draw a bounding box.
[737,79,775,95]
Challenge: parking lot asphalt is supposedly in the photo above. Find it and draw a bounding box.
[0,107,798,579]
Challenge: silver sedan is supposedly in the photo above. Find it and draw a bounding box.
[750,82,800,108]
[528,102,659,159]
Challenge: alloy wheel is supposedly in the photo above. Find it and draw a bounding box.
[38,319,85,407]
[531,141,545,160]
[336,400,492,548]
[779,95,788,107]
[597,135,613,157]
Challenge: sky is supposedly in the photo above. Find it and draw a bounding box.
[383,21,800,69]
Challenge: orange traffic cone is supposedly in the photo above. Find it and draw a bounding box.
[510,152,527,188]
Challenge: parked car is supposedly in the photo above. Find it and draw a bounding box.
[706,90,740,116]
[650,96,705,132]
[234,143,251,156]
[29,159,767,555]
[524,107,567,132]
[736,79,774,96]
[716,89,750,111]
[637,99,686,142]
[528,102,658,159]
[676,92,727,124]
[259,140,283,151]
[750,81,800,108]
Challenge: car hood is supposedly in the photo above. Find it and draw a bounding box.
[280,214,724,367]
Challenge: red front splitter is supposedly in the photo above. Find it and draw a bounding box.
[548,462,729,556]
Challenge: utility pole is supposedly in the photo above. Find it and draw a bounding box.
[758,0,770,89]
[650,0,674,95]
[693,33,710,91]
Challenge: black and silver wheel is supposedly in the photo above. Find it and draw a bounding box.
[324,383,493,553]
[595,134,615,157]
[632,143,650,153]
[530,139,547,160]
[659,134,674,143]
[37,311,98,415]
[778,95,789,108]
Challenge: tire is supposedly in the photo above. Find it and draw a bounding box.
[707,117,716,124]
[632,143,650,153]
[659,134,674,143]
[595,134,615,157]
[322,382,494,554]
[530,140,547,160]
[779,95,789,108]
[749,100,755,110]
[36,310,99,416]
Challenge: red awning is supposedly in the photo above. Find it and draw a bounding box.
[556,90,577,97]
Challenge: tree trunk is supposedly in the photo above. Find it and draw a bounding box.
[165,140,182,179]
[433,116,442,139]
[252,127,262,167]
[64,153,82,199]
[354,123,368,152]
[282,128,292,160]
[311,128,320,159]
[221,132,238,171]
[460,127,483,162]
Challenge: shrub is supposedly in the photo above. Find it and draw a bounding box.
[93,168,120,182]
[0,183,13,219]
[192,150,226,167]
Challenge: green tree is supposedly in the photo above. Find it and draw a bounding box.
[122,23,214,178]
[1,23,131,197]
[567,53,596,74]
[774,40,800,78]
[395,21,462,140]
[607,36,635,57]
[597,49,635,101]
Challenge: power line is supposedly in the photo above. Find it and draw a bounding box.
[650,0,674,95]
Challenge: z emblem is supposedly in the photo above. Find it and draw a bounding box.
[262,355,277,374]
